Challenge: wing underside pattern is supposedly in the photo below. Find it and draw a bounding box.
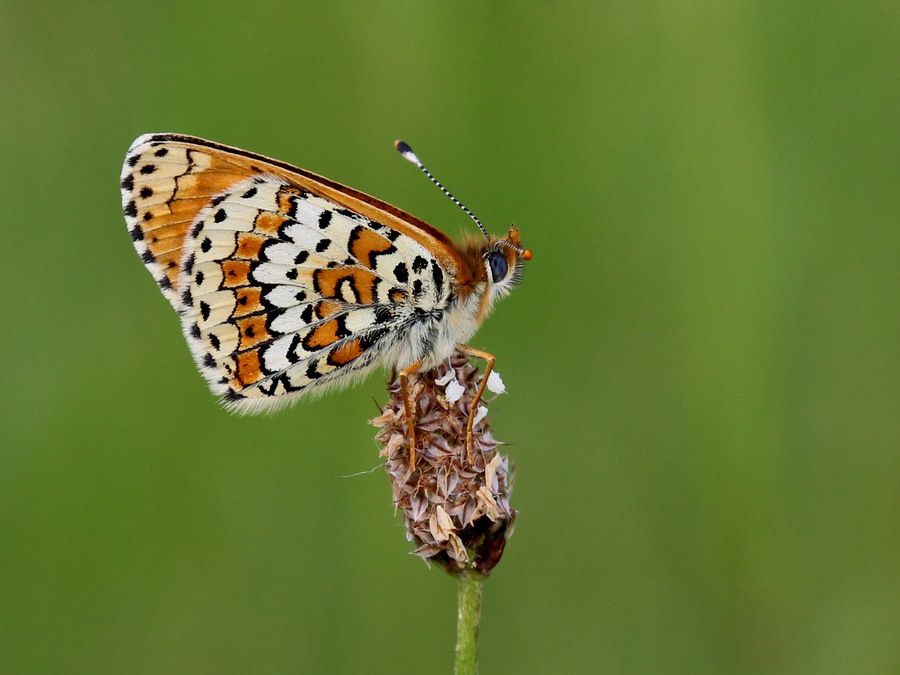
[121,135,453,410]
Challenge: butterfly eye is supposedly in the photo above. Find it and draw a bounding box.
[487,251,509,283]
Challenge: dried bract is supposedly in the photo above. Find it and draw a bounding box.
[371,352,516,576]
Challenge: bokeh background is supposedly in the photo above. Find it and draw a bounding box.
[2,2,899,673]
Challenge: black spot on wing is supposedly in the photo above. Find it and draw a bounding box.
[393,262,409,284]
[412,256,428,273]
[431,261,444,298]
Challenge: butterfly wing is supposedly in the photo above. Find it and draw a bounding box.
[121,134,468,411]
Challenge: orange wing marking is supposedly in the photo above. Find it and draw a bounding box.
[220,260,252,288]
[313,267,379,304]
[235,351,263,386]
[237,316,269,350]
[305,318,348,350]
[328,339,364,365]
[348,227,396,269]
[232,288,263,317]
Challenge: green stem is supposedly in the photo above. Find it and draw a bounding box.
[455,571,484,675]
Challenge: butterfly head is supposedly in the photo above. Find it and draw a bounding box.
[450,224,530,326]
[483,224,530,301]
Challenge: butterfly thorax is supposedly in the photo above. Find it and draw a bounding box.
[449,226,525,322]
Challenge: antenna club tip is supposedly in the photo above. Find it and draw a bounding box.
[522,249,533,261]
[394,139,420,165]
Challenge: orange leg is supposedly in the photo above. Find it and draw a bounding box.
[399,360,423,471]
[456,343,496,465]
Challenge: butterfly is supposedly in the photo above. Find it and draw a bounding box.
[120,134,531,469]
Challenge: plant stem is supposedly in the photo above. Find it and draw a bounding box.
[455,571,484,675]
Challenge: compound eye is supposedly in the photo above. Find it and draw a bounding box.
[487,251,509,283]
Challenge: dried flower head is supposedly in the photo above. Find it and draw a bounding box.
[370,351,517,576]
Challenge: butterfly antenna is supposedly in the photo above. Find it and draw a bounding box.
[395,140,490,238]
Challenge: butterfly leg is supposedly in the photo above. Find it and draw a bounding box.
[399,360,423,471]
[455,344,496,464]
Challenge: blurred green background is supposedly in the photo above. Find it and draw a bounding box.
[2,2,899,673]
